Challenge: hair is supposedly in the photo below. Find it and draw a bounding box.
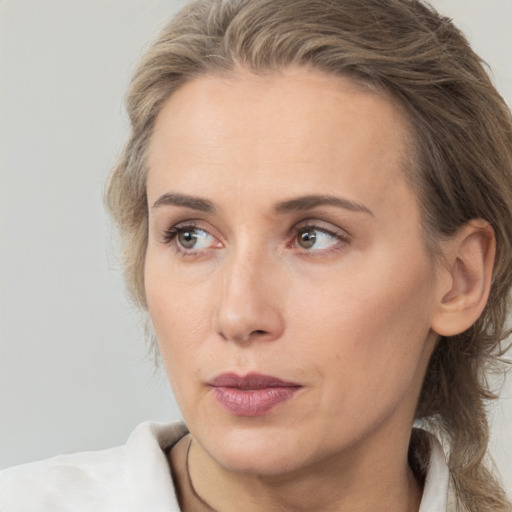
[105,0,512,510]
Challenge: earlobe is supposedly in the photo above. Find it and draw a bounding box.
[431,220,495,337]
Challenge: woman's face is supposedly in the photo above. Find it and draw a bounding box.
[145,68,442,475]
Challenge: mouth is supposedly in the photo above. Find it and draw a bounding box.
[208,372,302,417]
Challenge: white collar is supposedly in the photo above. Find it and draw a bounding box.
[418,431,450,511]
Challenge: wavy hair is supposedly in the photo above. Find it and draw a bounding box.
[105,1,512,509]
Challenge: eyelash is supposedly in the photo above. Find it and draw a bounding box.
[162,222,197,244]
[161,221,350,257]
[290,223,350,256]
[161,222,211,258]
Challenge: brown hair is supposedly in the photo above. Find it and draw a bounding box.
[105,1,512,509]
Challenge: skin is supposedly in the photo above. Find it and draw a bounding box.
[144,68,489,511]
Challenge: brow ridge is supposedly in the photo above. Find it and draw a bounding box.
[151,192,373,217]
[274,194,374,216]
[152,192,215,212]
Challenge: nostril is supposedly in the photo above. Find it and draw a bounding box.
[252,329,268,336]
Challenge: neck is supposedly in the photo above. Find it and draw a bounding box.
[187,425,423,512]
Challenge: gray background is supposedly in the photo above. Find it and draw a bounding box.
[1,0,511,496]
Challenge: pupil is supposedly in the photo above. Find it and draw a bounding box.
[179,230,197,249]
[299,230,316,248]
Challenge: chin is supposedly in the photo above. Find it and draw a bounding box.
[215,445,305,476]
[195,420,314,476]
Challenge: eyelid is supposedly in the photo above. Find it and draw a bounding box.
[293,219,351,239]
[288,220,351,253]
[161,220,200,244]
[161,220,223,258]
[160,218,350,257]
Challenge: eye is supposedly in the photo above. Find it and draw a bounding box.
[162,223,221,253]
[179,227,213,249]
[293,225,344,251]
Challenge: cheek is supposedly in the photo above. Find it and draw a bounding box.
[293,256,437,390]
[146,279,209,416]
[145,262,212,366]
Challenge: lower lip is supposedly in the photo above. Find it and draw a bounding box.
[211,386,300,416]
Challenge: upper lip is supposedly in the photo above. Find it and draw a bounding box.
[209,372,302,390]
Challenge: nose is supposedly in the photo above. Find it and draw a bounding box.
[213,247,285,344]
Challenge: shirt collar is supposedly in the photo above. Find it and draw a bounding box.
[418,430,450,511]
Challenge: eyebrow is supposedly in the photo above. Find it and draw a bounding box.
[151,192,373,216]
[274,195,374,216]
[152,192,215,212]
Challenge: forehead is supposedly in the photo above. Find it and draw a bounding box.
[147,67,416,220]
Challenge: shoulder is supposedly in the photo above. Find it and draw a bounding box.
[0,421,188,512]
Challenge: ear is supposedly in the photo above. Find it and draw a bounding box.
[431,220,495,337]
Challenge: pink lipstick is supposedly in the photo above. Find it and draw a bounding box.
[208,373,302,416]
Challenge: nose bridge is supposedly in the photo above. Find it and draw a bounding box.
[214,239,284,343]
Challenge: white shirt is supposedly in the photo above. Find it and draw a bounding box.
[0,422,449,511]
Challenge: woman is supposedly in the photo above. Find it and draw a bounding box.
[1,0,511,511]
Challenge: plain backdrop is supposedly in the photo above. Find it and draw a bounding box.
[1,0,512,497]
